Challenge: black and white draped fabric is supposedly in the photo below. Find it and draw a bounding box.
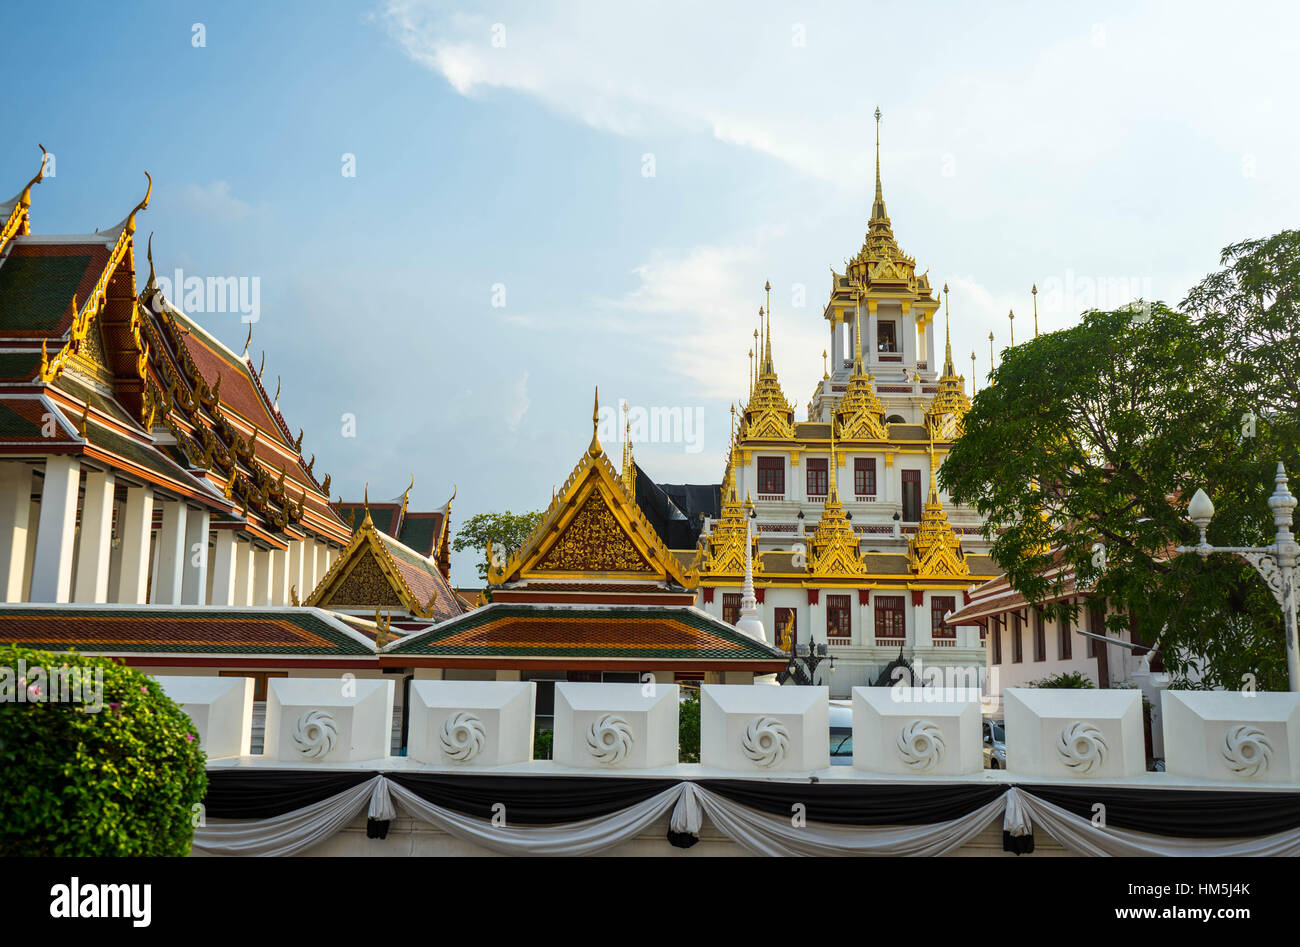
[191,771,1300,857]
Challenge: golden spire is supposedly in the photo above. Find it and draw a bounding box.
[1008,308,1015,347]
[853,289,864,370]
[362,483,373,527]
[1032,283,1039,337]
[822,349,828,380]
[124,172,152,235]
[827,423,840,504]
[764,279,772,367]
[621,400,635,495]
[989,331,995,372]
[942,282,955,376]
[588,386,603,456]
[144,232,158,293]
[18,145,47,212]
[242,324,252,359]
[871,106,886,222]
[748,347,754,398]
[970,351,977,395]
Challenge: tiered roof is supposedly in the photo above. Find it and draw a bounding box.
[334,480,456,576]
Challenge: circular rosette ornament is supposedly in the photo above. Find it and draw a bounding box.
[586,713,634,765]
[1056,721,1107,775]
[741,715,790,768]
[1221,725,1272,779]
[897,719,946,772]
[440,711,487,763]
[291,710,339,761]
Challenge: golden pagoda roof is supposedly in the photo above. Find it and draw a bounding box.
[742,286,796,441]
[925,283,973,441]
[808,428,869,577]
[834,297,889,441]
[490,388,694,589]
[907,447,969,579]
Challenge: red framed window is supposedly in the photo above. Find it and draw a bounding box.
[991,618,1002,664]
[1059,615,1072,660]
[874,595,905,641]
[854,458,876,496]
[806,458,828,497]
[930,596,956,640]
[757,457,784,496]
[1011,613,1024,663]
[722,593,741,626]
[826,594,851,640]
[1033,608,1046,662]
[902,469,922,521]
[1087,601,1105,658]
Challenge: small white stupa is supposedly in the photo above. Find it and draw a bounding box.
[733,519,768,644]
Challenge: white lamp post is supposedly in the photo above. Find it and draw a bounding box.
[1175,462,1300,691]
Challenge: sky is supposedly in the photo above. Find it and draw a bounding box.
[3,1,1298,586]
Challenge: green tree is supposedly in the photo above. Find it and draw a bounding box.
[452,510,544,582]
[0,646,208,855]
[941,233,1300,691]
[678,687,701,763]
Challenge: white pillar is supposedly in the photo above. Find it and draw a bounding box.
[287,538,306,604]
[254,546,274,606]
[234,538,255,606]
[0,463,33,602]
[867,309,878,364]
[209,530,237,606]
[270,547,290,605]
[73,469,115,602]
[181,507,210,605]
[150,500,188,605]
[926,318,937,369]
[114,485,154,603]
[30,456,81,602]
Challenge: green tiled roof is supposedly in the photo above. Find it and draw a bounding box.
[0,401,42,437]
[0,350,41,381]
[397,516,440,556]
[0,254,91,332]
[0,606,375,655]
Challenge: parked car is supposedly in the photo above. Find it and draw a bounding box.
[983,718,1006,769]
[829,701,853,765]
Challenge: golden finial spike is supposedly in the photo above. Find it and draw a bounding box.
[273,375,281,406]
[822,349,828,380]
[872,106,886,220]
[1032,283,1039,337]
[1008,308,1015,347]
[942,282,954,374]
[242,324,252,359]
[828,423,839,504]
[362,483,373,527]
[588,386,602,456]
[988,332,995,373]
[748,348,754,397]
[145,232,158,291]
[971,351,977,395]
[258,350,265,376]
[125,171,152,235]
[19,144,47,210]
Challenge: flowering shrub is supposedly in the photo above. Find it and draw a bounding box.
[0,646,207,855]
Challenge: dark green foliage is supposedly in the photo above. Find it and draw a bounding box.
[678,687,701,763]
[1029,671,1096,689]
[0,646,208,855]
[941,232,1300,692]
[452,510,545,582]
[532,727,553,760]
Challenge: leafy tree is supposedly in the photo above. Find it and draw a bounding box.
[941,232,1300,691]
[0,646,208,855]
[678,687,701,763]
[1029,671,1095,689]
[452,510,544,582]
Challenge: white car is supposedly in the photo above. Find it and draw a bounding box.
[983,718,1006,769]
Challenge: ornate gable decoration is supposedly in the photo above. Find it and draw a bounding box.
[834,299,889,441]
[307,506,438,618]
[907,456,968,579]
[491,390,694,588]
[742,296,795,441]
[925,284,972,442]
[809,433,869,577]
[697,433,758,578]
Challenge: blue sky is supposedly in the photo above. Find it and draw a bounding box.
[4,1,1298,585]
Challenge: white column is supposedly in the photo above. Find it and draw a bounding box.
[22,497,39,598]
[914,600,930,648]
[234,539,255,606]
[0,463,33,602]
[830,315,842,370]
[926,318,937,369]
[73,469,115,602]
[181,507,210,605]
[271,547,291,605]
[867,309,878,364]
[150,499,188,605]
[209,530,237,606]
[254,546,274,606]
[114,485,153,603]
[30,456,81,602]
[287,539,306,604]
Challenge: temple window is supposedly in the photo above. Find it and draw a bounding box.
[757,456,785,497]
[1059,617,1073,660]
[854,458,877,497]
[877,320,897,353]
[901,469,922,521]
[874,595,905,643]
[826,594,851,641]
[930,595,956,642]
[1011,613,1024,663]
[806,458,828,498]
[1033,608,1046,661]
[992,618,1003,664]
[722,592,741,625]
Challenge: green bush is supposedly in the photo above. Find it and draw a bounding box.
[533,727,553,760]
[678,687,700,763]
[1028,670,1096,689]
[0,646,208,856]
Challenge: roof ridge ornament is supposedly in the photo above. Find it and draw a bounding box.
[125,172,152,236]
[588,386,602,457]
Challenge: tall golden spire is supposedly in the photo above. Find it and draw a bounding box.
[1032,283,1039,337]
[621,400,635,495]
[942,282,955,376]
[970,352,977,395]
[763,281,774,370]
[1008,308,1015,347]
[827,423,840,504]
[988,332,995,372]
[871,106,887,222]
[588,386,602,456]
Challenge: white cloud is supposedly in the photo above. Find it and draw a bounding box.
[506,371,530,430]
[181,181,251,222]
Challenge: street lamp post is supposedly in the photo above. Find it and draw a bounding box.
[1175,462,1300,691]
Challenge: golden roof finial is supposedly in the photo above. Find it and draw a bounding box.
[258,350,265,376]
[273,375,281,409]
[970,351,977,395]
[942,282,954,372]
[1032,283,1039,338]
[18,145,47,211]
[588,386,602,456]
[871,106,887,221]
[853,291,864,370]
[988,331,995,373]
[1008,308,1015,347]
[621,400,635,494]
[928,439,939,503]
[362,482,373,527]
[748,347,754,397]
[822,349,828,380]
[828,423,840,504]
[242,324,252,359]
[125,172,152,235]
[144,232,158,292]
